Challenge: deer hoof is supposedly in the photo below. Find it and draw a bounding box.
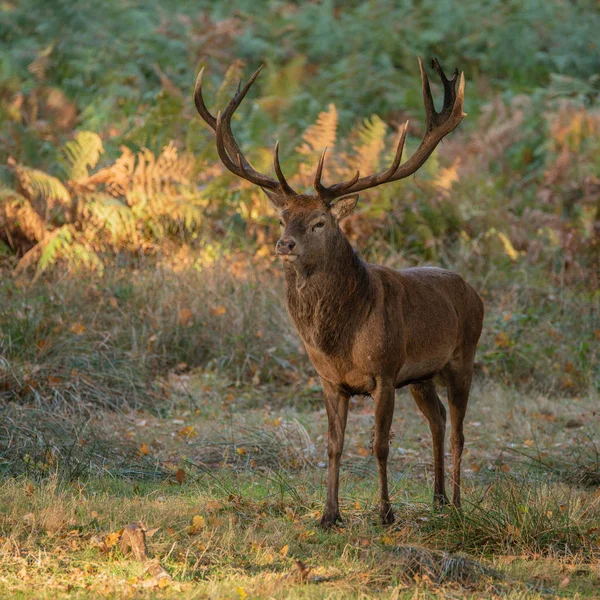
[320,509,342,529]
[433,493,450,511]
[380,505,395,526]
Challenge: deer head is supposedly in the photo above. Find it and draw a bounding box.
[194,58,465,271]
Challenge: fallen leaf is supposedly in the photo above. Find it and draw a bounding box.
[188,514,206,535]
[210,305,226,316]
[495,331,511,348]
[294,559,311,582]
[559,576,571,588]
[104,531,121,548]
[175,468,187,484]
[280,544,289,557]
[177,308,193,327]
[138,443,151,456]
[178,425,196,438]
[145,527,160,538]
[70,322,86,335]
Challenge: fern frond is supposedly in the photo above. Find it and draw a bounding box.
[84,146,135,196]
[10,162,71,214]
[36,225,102,276]
[296,103,338,155]
[83,192,136,243]
[129,143,195,201]
[0,188,47,242]
[62,131,104,181]
[37,225,73,272]
[348,115,387,174]
[160,196,204,230]
[215,60,245,110]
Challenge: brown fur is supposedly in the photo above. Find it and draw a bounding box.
[193,56,479,528]
[277,199,483,527]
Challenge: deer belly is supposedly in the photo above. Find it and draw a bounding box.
[394,356,449,387]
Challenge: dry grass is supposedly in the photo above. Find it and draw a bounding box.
[0,374,598,598]
[0,256,598,598]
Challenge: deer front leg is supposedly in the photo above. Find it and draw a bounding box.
[320,380,349,529]
[373,379,396,525]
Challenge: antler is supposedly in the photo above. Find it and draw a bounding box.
[194,65,297,195]
[314,57,465,202]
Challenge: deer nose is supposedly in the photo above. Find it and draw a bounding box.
[276,236,296,254]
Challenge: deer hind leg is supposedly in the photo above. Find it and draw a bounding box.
[373,379,397,525]
[409,379,448,507]
[320,380,350,528]
[444,365,473,508]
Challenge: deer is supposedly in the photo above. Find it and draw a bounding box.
[193,57,484,528]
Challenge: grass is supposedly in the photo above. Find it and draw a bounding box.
[1,254,597,412]
[0,367,598,598]
[0,253,598,597]
[0,456,598,597]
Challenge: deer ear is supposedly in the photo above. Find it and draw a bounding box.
[261,188,285,209]
[330,194,359,221]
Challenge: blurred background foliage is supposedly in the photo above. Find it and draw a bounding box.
[0,0,598,396]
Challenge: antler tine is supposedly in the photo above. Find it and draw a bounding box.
[193,67,217,131]
[311,57,466,201]
[430,58,460,120]
[195,65,291,193]
[336,169,361,193]
[418,56,436,131]
[214,111,243,176]
[221,65,264,122]
[313,146,361,200]
[274,141,297,195]
[380,120,409,179]
[313,147,328,197]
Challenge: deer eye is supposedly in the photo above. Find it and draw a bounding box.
[312,221,325,232]
[278,220,284,226]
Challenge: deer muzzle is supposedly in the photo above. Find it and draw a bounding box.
[276,237,298,261]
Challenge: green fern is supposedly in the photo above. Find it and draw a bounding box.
[37,225,102,275]
[83,192,136,243]
[13,164,71,210]
[37,226,73,272]
[62,131,104,181]
[215,61,245,109]
[349,114,387,174]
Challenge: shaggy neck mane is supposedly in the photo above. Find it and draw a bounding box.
[283,234,372,355]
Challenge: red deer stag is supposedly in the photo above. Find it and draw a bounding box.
[194,58,483,528]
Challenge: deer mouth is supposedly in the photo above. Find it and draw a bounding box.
[279,254,298,262]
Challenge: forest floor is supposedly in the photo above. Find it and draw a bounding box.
[1,375,598,599]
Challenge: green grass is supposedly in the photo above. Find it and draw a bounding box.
[0,357,598,598]
[0,256,597,597]
[0,460,598,598]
